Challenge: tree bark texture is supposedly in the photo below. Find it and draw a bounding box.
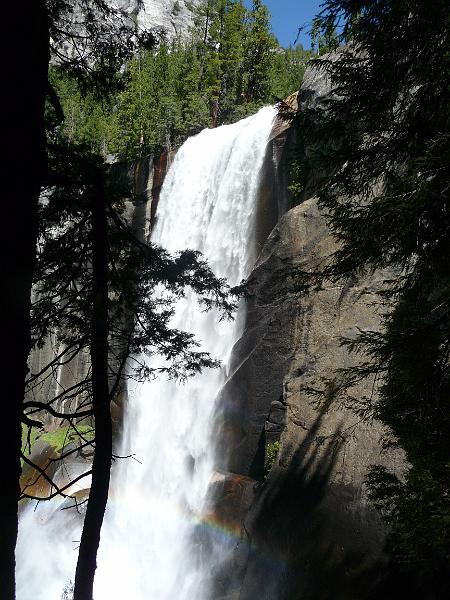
[74,176,112,600]
[0,3,49,598]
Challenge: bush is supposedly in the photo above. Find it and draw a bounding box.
[264,440,280,476]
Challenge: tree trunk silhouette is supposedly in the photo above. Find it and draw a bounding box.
[1,2,49,598]
[74,176,112,600]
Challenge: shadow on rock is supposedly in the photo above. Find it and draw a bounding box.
[226,405,403,600]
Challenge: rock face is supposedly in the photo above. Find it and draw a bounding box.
[217,199,403,600]
[27,151,175,431]
[109,0,201,38]
[24,150,175,506]
[57,1,200,65]
[214,64,404,599]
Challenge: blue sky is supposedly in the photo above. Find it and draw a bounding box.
[244,0,324,48]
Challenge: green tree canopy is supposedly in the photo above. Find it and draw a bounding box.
[51,0,312,159]
[305,1,450,593]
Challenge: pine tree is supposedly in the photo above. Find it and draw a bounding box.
[268,45,310,101]
[305,1,450,593]
[27,137,233,598]
[242,0,277,103]
[2,0,152,595]
[215,0,247,121]
[51,0,305,159]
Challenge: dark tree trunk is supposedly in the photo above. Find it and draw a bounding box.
[204,1,210,43]
[1,3,49,598]
[73,175,112,600]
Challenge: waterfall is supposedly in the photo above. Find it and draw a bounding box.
[16,105,276,600]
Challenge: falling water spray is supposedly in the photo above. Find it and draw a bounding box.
[16,106,276,600]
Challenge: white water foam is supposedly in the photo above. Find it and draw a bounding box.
[16,105,276,600]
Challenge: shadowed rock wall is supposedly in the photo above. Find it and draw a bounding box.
[22,152,174,498]
[213,66,404,600]
[27,152,175,431]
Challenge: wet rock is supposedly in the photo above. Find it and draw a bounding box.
[209,471,257,531]
[267,400,287,426]
[20,431,92,501]
[220,196,405,599]
[207,472,257,599]
[27,150,175,434]
[216,56,405,599]
[20,439,60,499]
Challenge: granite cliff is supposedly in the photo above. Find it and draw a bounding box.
[210,63,404,599]
[109,0,201,38]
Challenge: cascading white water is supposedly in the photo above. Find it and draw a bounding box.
[16,105,276,600]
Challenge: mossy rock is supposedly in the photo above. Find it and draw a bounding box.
[20,424,94,499]
[22,423,94,456]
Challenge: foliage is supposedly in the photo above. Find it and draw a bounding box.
[110,41,213,156]
[51,1,312,159]
[241,0,277,102]
[2,2,160,597]
[310,16,339,56]
[21,424,94,456]
[47,0,155,94]
[48,68,114,154]
[41,424,95,451]
[268,45,310,101]
[15,0,307,594]
[287,155,307,201]
[368,464,450,592]
[21,425,40,457]
[264,440,280,476]
[304,0,450,592]
[23,141,235,480]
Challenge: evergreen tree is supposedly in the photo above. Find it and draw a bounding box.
[2,1,155,596]
[305,1,450,594]
[2,4,48,597]
[242,0,277,102]
[268,45,310,101]
[310,16,339,56]
[25,133,233,597]
[215,0,247,119]
[3,1,306,597]
[49,69,114,153]
[174,43,211,138]
[51,0,309,160]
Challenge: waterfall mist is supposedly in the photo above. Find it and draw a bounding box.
[16,106,276,600]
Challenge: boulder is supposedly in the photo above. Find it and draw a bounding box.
[20,430,92,501]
